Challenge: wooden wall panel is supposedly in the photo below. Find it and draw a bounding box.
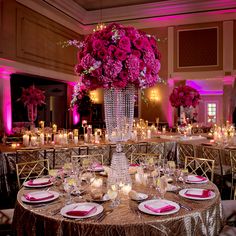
[16,4,81,74]
[174,22,223,72]
[234,21,236,70]
[0,0,3,55]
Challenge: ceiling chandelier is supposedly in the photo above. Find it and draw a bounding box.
[93,0,106,32]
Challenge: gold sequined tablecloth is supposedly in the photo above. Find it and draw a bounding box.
[13,180,223,236]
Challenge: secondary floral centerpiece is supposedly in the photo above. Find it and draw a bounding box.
[169,85,200,124]
[169,85,200,108]
[18,85,45,123]
[70,82,92,118]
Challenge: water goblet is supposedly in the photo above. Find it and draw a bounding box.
[158,175,168,199]
[107,185,119,208]
[181,168,189,188]
[63,176,77,204]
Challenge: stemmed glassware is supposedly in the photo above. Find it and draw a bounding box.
[107,184,119,208]
[181,168,189,188]
[63,176,78,204]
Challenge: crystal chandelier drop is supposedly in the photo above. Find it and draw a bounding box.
[93,22,106,32]
[93,0,106,32]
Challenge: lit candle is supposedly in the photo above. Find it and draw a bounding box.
[162,127,166,134]
[105,134,109,142]
[74,136,78,145]
[87,125,92,135]
[58,134,63,145]
[39,133,44,145]
[73,129,79,137]
[31,136,37,146]
[11,143,17,149]
[52,124,57,133]
[39,121,44,129]
[91,178,103,188]
[121,184,132,195]
[147,129,151,139]
[23,134,29,146]
[94,131,100,143]
[63,133,68,144]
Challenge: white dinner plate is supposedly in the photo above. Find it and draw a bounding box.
[21,190,59,203]
[88,167,104,172]
[90,193,110,202]
[179,188,215,200]
[60,202,103,219]
[23,178,53,188]
[130,192,148,201]
[185,175,208,184]
[138,199,180,216]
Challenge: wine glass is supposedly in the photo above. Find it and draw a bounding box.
[174,168,182,187]
[158,175,168,199]
[107,185,119,208]
[63,176,77,204]
[181,168,189,188]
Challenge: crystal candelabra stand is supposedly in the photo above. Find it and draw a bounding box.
[104,84,135,188]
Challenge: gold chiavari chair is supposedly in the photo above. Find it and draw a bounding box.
[16,158,50,188]
[184,156,215,182]
[130,153,162,165]
[202,146,231,193]
[16,148,45,163]
[0,209,14,235]
[71,154,104,168]
[53,148,71,169]
[229,149,236,199]
[178,143,196,167]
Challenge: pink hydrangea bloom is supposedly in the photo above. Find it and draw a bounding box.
[72,22,161,91]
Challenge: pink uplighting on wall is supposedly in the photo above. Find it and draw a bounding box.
[73,108,80,125]
[0,69,12,134]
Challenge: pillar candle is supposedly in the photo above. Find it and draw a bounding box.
[147,129,151,139]
[74,136,78,145]
[39,133,44,145]
[23,134,29,146]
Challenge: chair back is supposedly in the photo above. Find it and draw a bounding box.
[178,143,195,167]
[229,149,236,199]
[130,153,161,165]
[184,156,215,181]
[16,159,50,188]
[53,148,71,169]
[201,146,222,175]
[16,148,44,163]
[71,154,104,168]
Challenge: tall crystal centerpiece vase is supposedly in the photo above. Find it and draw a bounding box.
[27,104,37,128]
[104,84,135,188]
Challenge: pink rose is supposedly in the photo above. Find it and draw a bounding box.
[92,39,103,51]
[119,36,131,52]
[114,48,127,61]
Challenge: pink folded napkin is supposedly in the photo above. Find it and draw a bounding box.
[187,176,207,182]
[66,205,97,216]
[90,163,103,171]
[130,164,140,167]
[184,189,211,198]
[24,192,54,201]
[144,204,176,213]
[28,178,51,186]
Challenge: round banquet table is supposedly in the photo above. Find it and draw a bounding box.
[13,178,223,236]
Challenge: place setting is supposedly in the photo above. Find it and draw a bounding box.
[21,190,60,204]
[23,177,53,188]
[179,188,215,200]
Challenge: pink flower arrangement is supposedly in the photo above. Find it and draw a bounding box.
[169,85,200,108]
[18,85,45,106]
[74,23,161,90]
